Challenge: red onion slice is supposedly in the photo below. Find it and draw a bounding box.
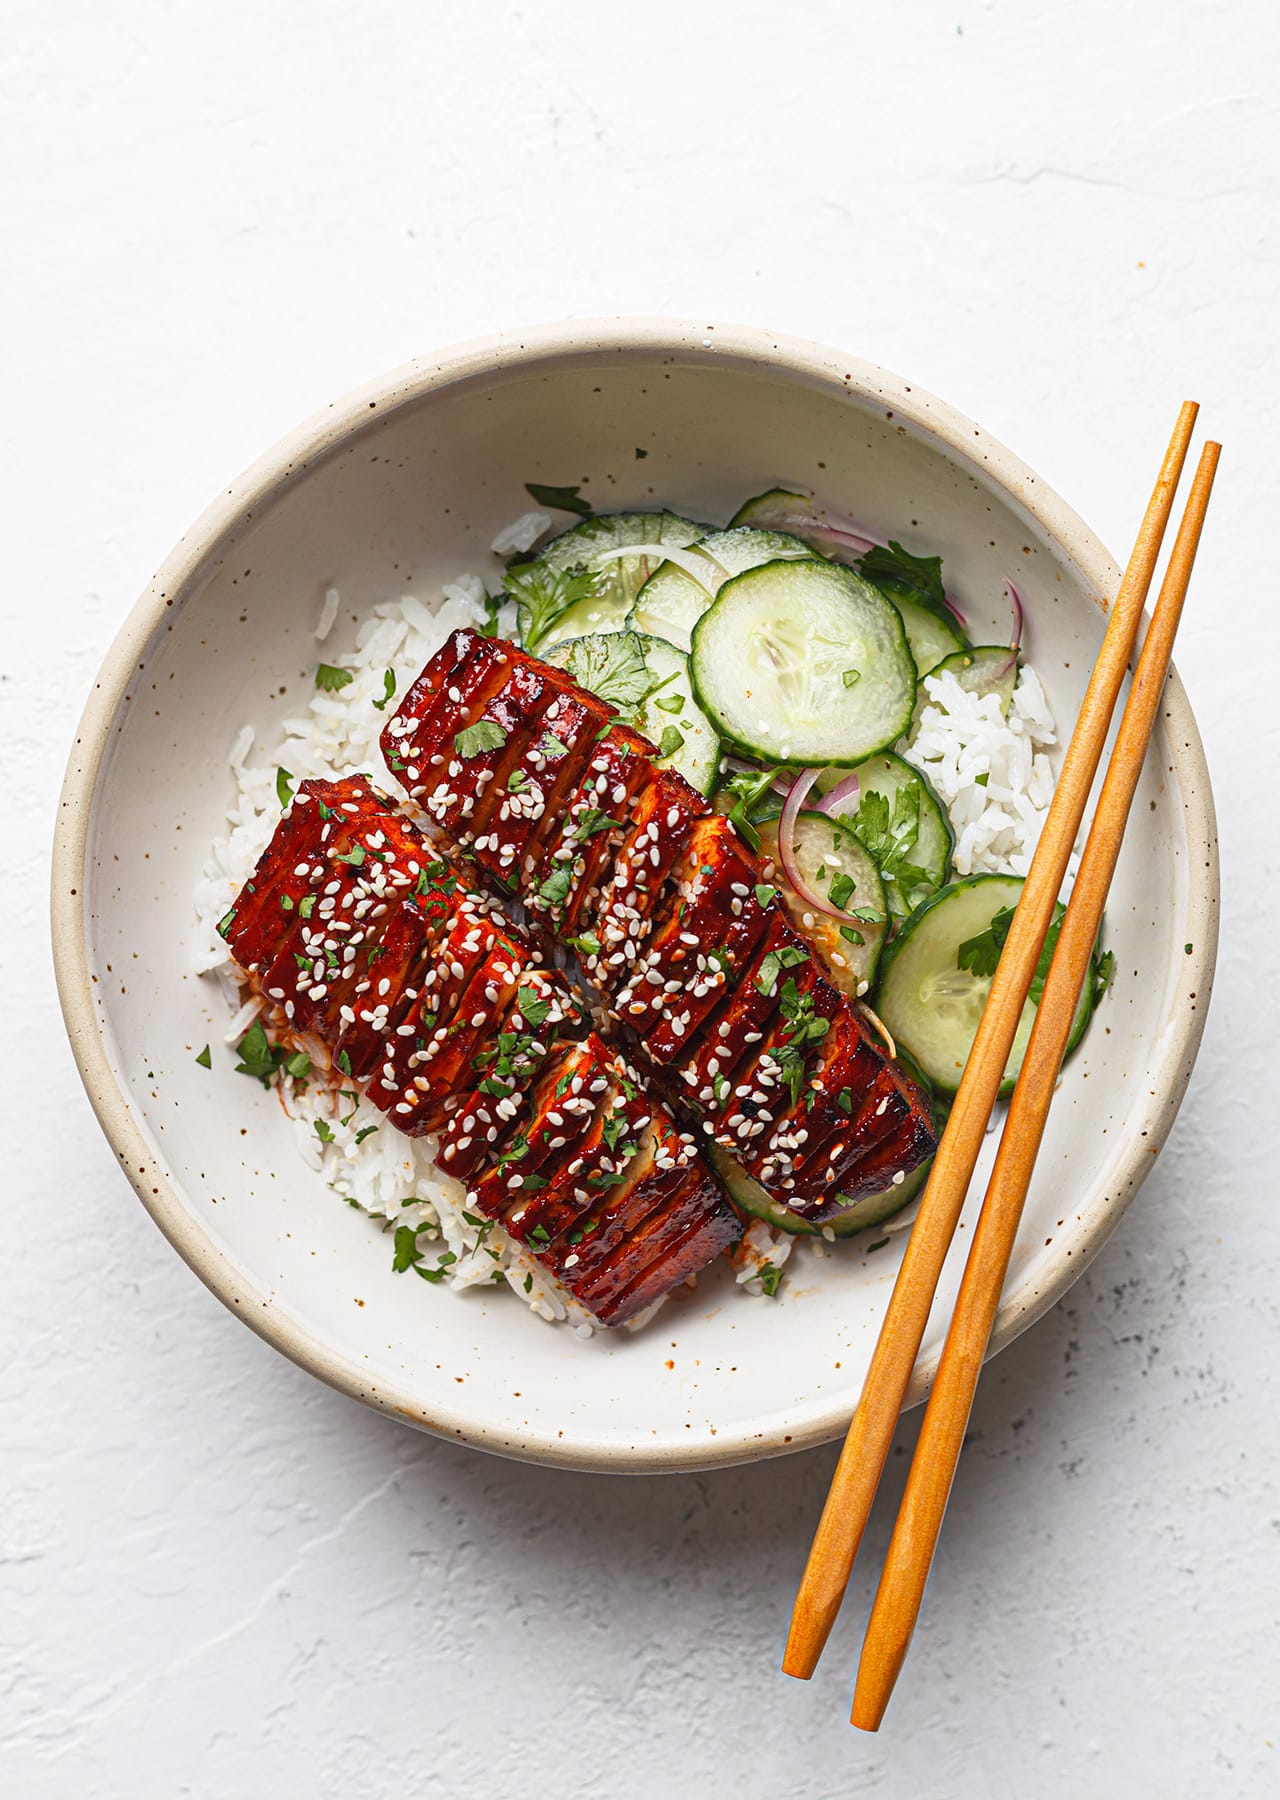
[777,768,864,921]
[1005,577,1025,650]
[820,771,861,817]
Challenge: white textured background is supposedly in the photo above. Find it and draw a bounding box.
[5,2,1279,1794]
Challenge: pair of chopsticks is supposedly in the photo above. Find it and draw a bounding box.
[783,404,1220,1729]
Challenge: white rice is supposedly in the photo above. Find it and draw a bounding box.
[907,664,1057,876]
[194,575,587,1330]
[194,550,1059,1323]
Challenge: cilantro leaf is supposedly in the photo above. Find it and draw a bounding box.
[276,767,294,808]
[843,777,937,908]
[858,540,950,622]
[354,1124,379,1145]
[516,985,551,1029]
[313,1118,335,1145]
[536,867,573,908]
[372,669,396,711]
[454,720,507,759]
[602,1113,626,1152]
[562,632,652,712]
[504,561,604,652]
[315,663,354,693]
[957,898,1068,1006]
[335,843,365,867]
[754,883,777,909]
[525,481,592,517]
[477,589,504,638]
[757,1262,783,1298]
[654,692,685,714]
[392,1225,423,1273]
[1092,947,1115,1006]
[723,767,783,853]
[565,931,601,958]
[755,944,809,997]
[656,725,685,761]
[233,1018,286,1087]
[195,1044,212,1069]
[572,806,621,844]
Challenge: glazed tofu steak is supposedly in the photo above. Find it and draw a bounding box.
[220,775,737,1325]
[382,631,936,1220]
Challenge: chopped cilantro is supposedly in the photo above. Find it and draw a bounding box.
[858,540,950,622]
[602,1113,626,1152]
[536,867,572,908]
[562,632,652,712]
[313,1118,335,1145]
[842,668,861,688]
[754,883,777,909]
[284,1050,312,1080]
[477,589,503,638]
[298,893,316,919]
[195,1044,212,1069]
[827,870,856,911]
[540,733,569,760]
[276,767,294,808]
[572,806,620,844]
[372,669,396,711]
[958,899,1067,1007]
[656,725,685,761]
[654,693,685,714]
[516,985,551,1028]
[505,561,604,652]
[844,780,934,909]
[454,719,507,760]
[757,1261,783,1297]
[565,931,601,958]
[336,1050,352,1076]
[233,1018,286,1087]
[392,1225,422,1273]
[507,768,529,792]
[216,906,237,939]
[335,843,365,867]
[315,663,354,693]
[755,944,809,997]
[354,1124,379,1145]
[524,481,592,516]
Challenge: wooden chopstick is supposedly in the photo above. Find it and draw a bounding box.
[782,402,1200,1682]
[852,438,1220,1729]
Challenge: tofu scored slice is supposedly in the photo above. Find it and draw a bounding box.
[611,815,770,1060]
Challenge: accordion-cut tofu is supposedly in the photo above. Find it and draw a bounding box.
[220,776,739,1325]
[380,635,937,1223]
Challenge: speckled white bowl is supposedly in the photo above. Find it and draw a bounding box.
[52,320,1218,1472]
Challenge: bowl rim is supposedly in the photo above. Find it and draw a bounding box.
[50,317,1219,1471]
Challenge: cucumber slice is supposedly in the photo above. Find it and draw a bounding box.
[814,752,953,917]
[690,559,917,767]
[727,487,814,530]
[711,1143,930,1238]
[911,645,1019,733]
[543,630,722,795]
[875,874,1093,1097]
[523,511,708,650]
[756,813,886,994]
[893,594,969,676]
[629,526,815,652]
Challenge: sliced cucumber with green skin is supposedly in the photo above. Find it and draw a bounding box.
[756,813,886,994]
[526,512,709,649]
[712,1143,930,1238]
[893,594,969,676]
[876,874,1094,1097]
[628,526,815,652]
[911,644,1019,733]
[690,559,918,767]
[543,631,722,795]
[814,751,953,917]
[727,487,814,530]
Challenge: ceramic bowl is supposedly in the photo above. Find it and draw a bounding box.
[52,321,1218,1471]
